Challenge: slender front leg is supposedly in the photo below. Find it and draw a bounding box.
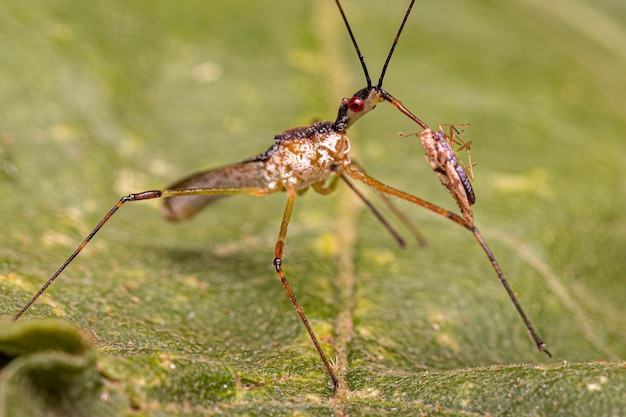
[273,188,339,392]
[346,167,551,357]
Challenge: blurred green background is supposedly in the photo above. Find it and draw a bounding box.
[0,0,624,415]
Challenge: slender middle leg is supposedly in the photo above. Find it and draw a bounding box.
[342,162,428,247]
[314,172,412,248]
[273,188,339,391]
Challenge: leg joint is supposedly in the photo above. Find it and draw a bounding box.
[273,257,282,272]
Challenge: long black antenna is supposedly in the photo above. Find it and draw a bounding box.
[378,0,416,89]
[334,0,372,88]
[334,0,417,90]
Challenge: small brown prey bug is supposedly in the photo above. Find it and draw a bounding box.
[12,0,550,393]
[399,124,476,225]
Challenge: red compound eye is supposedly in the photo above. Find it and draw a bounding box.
[348,96,365,112]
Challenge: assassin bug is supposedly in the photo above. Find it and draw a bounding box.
[12,0,551,392]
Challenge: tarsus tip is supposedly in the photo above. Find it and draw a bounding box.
[539,343,552,358]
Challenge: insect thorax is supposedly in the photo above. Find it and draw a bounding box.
[262,122,351,192]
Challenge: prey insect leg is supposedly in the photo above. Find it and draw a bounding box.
[346,167,551,357]
[440,123,475,181]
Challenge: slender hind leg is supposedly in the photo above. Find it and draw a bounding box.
[12,186,266,321]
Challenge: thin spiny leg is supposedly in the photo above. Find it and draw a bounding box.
[378,194,429,247]
[340,174,407,248]
[471,228,550,356]
[14,186,268,321]
[347,168,467,228]
[313,172,412,248]
[273,188,339,392]
[346,161,428,247]
[346,167,551,357]
[13,190,162,320]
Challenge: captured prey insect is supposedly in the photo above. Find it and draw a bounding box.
[399,123,476,225]
[11,0,551,393]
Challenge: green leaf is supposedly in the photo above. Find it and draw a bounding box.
[0,319,114,417]
[1,0,624,415]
